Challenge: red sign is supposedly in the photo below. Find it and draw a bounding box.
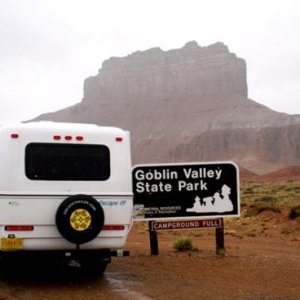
[150,218,223,231]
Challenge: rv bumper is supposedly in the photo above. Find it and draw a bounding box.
[0,248,130,262]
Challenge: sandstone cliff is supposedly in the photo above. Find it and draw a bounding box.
[33,41,300,173]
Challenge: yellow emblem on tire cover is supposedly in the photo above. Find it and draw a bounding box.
[70,209,92,231]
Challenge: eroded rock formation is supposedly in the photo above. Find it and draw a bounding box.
[33,41,300,173]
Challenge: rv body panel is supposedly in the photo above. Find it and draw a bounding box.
[0,122,133,259]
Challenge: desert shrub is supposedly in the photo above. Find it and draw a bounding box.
[255,205,281,214]
[288,205,300,219]
[258,195,277,203]
[244,187,254,194]
[247,203,281,216]
[285,187,294,192]
[216,247,226,257]
[246,231,256,237]
[173,238,195,252]
[136,221,149,233]
[232,232,243,239]
[281,228,293,235]
[192,233,203,238]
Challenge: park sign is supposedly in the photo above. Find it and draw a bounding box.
[132,162,240,220]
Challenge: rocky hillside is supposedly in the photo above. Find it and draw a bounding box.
[33,41,300,173]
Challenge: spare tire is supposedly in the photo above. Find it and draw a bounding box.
[56,194,104,244]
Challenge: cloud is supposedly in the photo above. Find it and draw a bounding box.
[0,0,299,121]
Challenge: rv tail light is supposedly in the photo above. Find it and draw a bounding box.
[11,133,19,139]
[65,136,72,141]
[115,137,123,142]
[53,135,61,140]
[103,225,125,231]
[76,136,84,141]
[5,225,34,231]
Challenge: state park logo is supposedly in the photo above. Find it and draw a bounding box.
[186,184,233,213]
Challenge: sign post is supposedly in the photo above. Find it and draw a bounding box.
[148,221,159,255]
[216,224,225,255]
[132,162,240,255]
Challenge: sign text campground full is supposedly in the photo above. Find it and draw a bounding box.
[132,162,240,220]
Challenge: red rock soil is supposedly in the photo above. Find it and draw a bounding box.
[0,209,298,300]
[110,210,300,300]
[0,169,299,299]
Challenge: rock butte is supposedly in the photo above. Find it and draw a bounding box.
[32,41,300,174]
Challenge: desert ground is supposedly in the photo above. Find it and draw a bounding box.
[0,179,299,300]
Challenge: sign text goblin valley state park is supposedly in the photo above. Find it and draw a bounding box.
[132,162,240,220]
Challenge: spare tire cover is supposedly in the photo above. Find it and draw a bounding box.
[56,194,104,244]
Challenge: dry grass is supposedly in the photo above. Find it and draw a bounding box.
[240,181,300,215]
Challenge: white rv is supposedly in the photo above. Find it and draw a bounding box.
[0,122,133,273]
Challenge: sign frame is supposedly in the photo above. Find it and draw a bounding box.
[132,161,240,221]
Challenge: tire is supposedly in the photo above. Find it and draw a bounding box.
[56,194,104,244]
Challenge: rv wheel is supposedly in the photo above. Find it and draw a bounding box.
[56,194,104,244]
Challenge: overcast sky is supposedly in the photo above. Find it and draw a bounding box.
[0,0,299,122]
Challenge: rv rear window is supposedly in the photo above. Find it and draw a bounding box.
[25,143,110,181]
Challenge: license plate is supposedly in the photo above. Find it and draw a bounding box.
[0,238,23,251]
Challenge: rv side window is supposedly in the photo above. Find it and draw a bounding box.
[25,143,110,181]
